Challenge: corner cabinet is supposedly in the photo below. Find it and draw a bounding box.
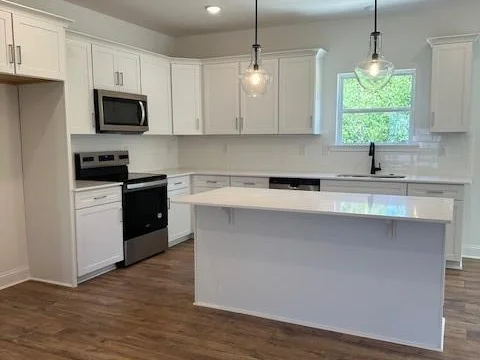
[141,54,173,135]
[171,62,203,135]
[0,7,69,80]
[427,34,479,133]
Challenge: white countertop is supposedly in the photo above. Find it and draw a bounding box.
[173,187,454,223]
[150,168,471,185]
[74,180,123,192]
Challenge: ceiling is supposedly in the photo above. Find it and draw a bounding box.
[64,0,439,37]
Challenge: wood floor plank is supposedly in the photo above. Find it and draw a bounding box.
[0,240,479,359]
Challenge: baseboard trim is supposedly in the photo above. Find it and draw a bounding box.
[169,234,193,248]
[29,277,76,288]
[194,302,444,352]
[0,267,30,290]
[462,245,480,259]
[77,264,117,284]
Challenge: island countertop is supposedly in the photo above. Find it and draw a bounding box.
[173,187,454,223]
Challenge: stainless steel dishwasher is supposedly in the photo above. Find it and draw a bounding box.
[269,178,320,191]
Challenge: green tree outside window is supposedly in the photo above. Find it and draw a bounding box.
[338,71,415,145]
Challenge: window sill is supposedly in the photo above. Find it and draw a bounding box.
[329,144,420,153]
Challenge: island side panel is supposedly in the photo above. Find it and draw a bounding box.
[194,206,446,351]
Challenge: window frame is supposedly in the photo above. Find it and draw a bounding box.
[336,69,416,146]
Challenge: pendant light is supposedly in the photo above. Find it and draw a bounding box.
[354,0,395,91]
[240,0,271,97]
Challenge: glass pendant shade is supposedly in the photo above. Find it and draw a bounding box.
[355,32,394,91]
[241,45,271,97]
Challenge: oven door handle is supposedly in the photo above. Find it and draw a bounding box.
[139,101,146,126]
[126,179,167,192]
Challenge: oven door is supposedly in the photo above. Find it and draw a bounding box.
[94,89,149,133]
[123,180,168,241]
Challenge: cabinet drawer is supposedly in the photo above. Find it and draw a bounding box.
[168,176,191,191]
[230,176,269,188]
[193,175,230,188]
[75,186,122,210]
[407,183,464,200]
[320,180,407,196]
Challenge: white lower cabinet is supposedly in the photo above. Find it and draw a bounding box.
[230,176,269,188]
[74,187,124,279]
[320,180,407,196]
[168,187,192,246]
[407,183,464,263]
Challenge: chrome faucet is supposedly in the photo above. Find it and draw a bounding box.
[369,142,382,175]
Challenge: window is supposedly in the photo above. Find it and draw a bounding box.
[336,70,415,145]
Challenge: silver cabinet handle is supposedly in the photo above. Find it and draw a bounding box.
[93,195,107,200]
[310,115,314,129]
[431,112,436,127]
[16,46,21,65]
[235,117,239,130]
[119,208,123,223]
[8,45,14,64]
[139,101,146,126]
[120,72,124,86]
[196,118,200,130]
[206,180,218,184]
[168,197,171,210]
[243,182,255,186]
[114,71,119,85]
[174,182,183,186]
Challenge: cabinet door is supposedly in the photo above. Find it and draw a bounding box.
[12,14,65,80]
[172,63,203,135]
[279,56,316,134]
[92,44,117,91]
[141,54,172,135]
[445,201,463,262]
[0,10,14,75]
[66,39,94,134]
[204,62,240,135]
[168,188,192,245]
[75,202,124,277]
[240,59,279,134]
[320,180,407,196]
[117,49,141,94]
[430,43,472,132]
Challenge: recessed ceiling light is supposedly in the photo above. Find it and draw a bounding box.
[205,5,222,15]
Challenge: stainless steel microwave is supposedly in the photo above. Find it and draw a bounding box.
[94,89,149,134]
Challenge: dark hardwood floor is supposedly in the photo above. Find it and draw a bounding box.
[1,240,479,359]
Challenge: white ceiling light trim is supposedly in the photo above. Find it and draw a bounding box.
[205,5,222,15]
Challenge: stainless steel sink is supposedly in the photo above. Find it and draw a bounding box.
[337,174,407,179]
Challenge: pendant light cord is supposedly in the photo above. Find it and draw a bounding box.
[255,0,258,45]
[373,0,378,57]
[374,0,377,33]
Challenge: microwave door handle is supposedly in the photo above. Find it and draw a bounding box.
[139,101,146,126]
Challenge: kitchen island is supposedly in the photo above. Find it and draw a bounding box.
[173,187,454,351]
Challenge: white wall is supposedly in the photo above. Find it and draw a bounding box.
[11,0,175,54]
[175,0,480,177]
[0,85,29,289]
[71,135,178,172]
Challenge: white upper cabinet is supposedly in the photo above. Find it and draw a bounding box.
[92,44,116,91]
[204,62,240,135]
[116,49,141,93]
[240,59,279,134]
[279,55,321,134]
[12,13,66,80]
[0,10,14,74]
[0,6,69,81]
[92,44,141,93]
[141,54,172,135]
[171,63,203,135]
[66,38,94,134]
[428,35,478,133]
